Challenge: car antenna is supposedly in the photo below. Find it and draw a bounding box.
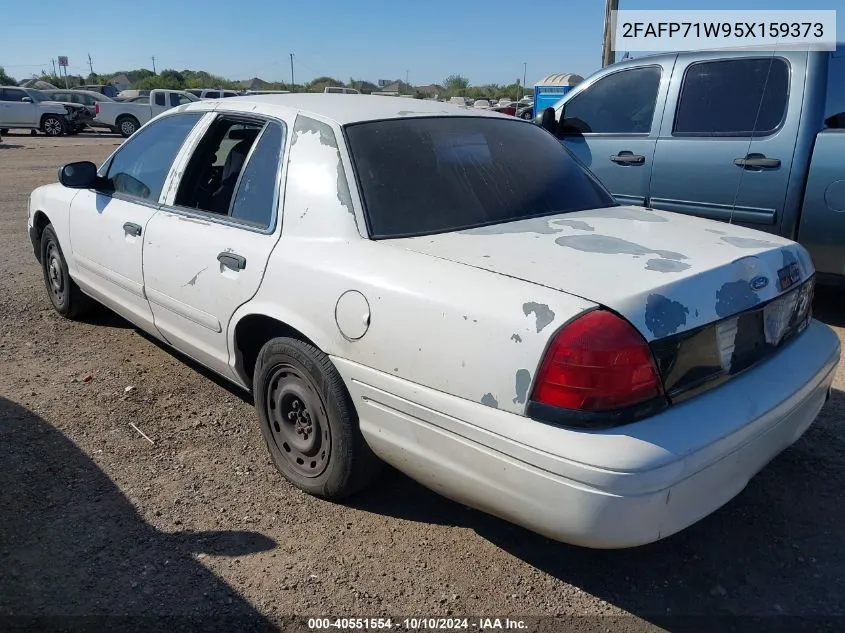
[728,44,779,225]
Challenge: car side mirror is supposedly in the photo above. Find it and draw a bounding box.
[558,117,589,138]
[21,97,32,103]
[58,161,99,189]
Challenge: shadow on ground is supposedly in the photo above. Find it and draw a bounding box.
[0,397,277,631]
[350,384,845,632]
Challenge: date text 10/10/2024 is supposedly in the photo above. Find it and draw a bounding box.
[307,618,528,630]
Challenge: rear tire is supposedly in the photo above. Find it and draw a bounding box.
[40,225,94,319]
[253,337,381,499]
[116,116,140,138]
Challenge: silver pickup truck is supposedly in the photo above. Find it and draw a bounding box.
[539,45,845,284]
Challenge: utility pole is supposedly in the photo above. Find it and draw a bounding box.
[405,69,409,85]
[602,0,619,67]
[522,62,527,99]
[151,55,156,74]
[51,59,57,77]
[87,53,94,76]
[289,53,295,91]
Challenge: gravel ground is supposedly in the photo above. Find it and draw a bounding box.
[1,133,844,633]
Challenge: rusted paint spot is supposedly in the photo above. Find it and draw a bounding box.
[553,219,594,231]
[513,369,531,404]
[645,258,691,273]
[556,235,687,263]
[523,302,555,333]
[511,334,522,343]
[645,294,689,337]
[578,206,668,222]
[721,236,779,249]
[480,393,498,408]
[716,280,760,317]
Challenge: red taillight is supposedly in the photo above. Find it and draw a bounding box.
[531,310,664,412]
[94,103,100,115]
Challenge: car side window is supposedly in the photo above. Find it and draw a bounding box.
[2,88,27,102]
[154,92,166,106]
[105,113,203,202]
[170,93,192,107]
[559,66,662,135]
[206,91,220,99]
[673,58,790,137]
[174,116,267,219]
[229,121,284,228]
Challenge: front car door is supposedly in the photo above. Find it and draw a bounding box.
[0,87,36,126]
[142,111,287,380]
[648,51,802,232]
[553,61,673,206]
[67,112,205,331]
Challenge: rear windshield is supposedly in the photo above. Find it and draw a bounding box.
[345,116,617,238]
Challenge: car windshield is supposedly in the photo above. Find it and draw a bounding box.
[345,116,617,239]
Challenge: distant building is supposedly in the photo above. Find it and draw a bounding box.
[414,84,444,99]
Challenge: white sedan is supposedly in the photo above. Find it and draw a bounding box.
[27,95,839,548]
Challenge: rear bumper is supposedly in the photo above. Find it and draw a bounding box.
[335,319,840,548]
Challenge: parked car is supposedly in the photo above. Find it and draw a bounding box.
[94,89,199,137]
[516,104,534,120]
[0,86,87,136]
[542,44,845,284]
[115,89,151,102]
[27,95,838,548]
[186,88,242,99]
[77,84,120,99]
[41,89,114,131]
[324,87,360,94]
[473,99,491,109]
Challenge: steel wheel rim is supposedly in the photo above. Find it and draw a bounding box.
[45,242,65,302]
[265,363,331,478]
[121,120,135,136]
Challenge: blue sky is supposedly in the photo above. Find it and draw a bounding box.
[2,0,841,86]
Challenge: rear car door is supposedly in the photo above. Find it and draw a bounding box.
[142,113,286,379]
[554,62,672,206]
[648,53,801,232]
[68,112,204,331]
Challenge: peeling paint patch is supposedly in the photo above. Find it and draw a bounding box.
[513,370,531,404]
[335,149,354,215]
[716,280,760,317]
[721,236,780,249]
[462,217,562,235]
[480,393,499,408]
[293,115,338,148]
[706,228,726,235]
[555,234,687,262]
[183,266,208,287]
[578,206,668,222]
[523,302,555,333]
[511,333,522,343]
[645,294,689,337]
[552,219,594,231]
[645,258,691,273]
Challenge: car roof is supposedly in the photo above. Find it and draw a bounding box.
[181,93,508,125]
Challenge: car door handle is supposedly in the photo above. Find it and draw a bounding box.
[217,252,246,271]
[123,222,142,237]
[609,151,645,165]
[734,154,781,169]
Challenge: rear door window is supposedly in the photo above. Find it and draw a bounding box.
[673,58,790,137]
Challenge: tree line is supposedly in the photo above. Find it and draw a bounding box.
[1,66,530,101]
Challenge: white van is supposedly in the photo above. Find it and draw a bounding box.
[324,87,360,94]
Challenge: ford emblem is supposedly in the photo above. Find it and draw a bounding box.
[750,275,769,291]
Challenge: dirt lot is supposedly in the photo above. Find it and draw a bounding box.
[1,133,844,632]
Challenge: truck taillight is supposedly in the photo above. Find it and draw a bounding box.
[531,310,664,412]
[94,103,100,115]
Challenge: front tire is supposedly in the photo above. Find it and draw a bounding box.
[40,225,94,319]
[253,337,381,499]
[116,116,140,138]
[41,115,66,137]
